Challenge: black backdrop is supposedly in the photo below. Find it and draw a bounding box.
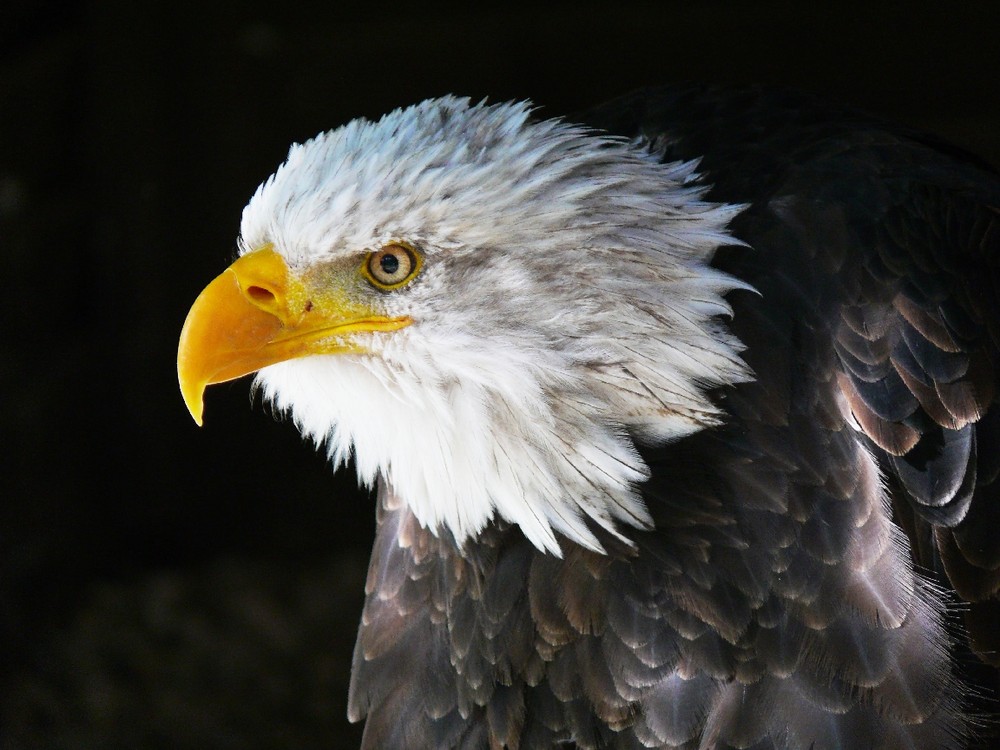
[3,2,999,748]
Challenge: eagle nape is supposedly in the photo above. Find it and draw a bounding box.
[178,87,1000,749]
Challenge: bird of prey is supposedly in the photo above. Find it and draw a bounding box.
[177,87,1000,749]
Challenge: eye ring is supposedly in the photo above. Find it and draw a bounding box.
[363,243,422,290]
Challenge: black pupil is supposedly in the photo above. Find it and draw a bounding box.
[380,253,400,276]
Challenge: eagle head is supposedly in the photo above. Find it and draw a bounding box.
[177,96,750,555]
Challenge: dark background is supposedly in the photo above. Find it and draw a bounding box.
[3,2,999,748]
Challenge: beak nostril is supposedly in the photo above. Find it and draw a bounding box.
[246,285,276,304]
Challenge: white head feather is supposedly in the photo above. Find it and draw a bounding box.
[240,96,752,555]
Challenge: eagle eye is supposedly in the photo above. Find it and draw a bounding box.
[363,243,421,290]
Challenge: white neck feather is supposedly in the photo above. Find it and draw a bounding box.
[244,97,753,556]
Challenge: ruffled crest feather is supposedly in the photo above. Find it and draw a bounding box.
[243,96,752,555]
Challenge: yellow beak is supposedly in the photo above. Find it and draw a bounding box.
[177,247,410,426]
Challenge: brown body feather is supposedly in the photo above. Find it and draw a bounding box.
[348,87,1000,748]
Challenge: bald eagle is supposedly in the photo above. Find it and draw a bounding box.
[178,87,1000,749]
